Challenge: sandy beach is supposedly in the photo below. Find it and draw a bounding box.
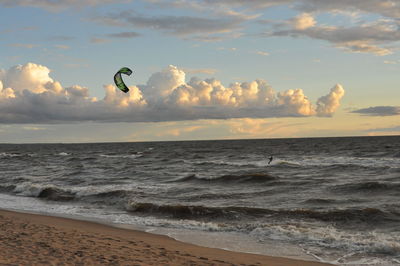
[0,209,332,265]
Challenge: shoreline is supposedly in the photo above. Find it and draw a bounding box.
[0,209,332,265]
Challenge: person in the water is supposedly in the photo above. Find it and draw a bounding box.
[268,156,273,164]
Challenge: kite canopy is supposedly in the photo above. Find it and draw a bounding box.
[114,67,133,93]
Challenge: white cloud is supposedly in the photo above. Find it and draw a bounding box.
[255,51,270,56]
[182,68,218,75]
[383,60,398,64]
[0,63,345,123]
[316,84,345,117]
[292,13,316,30]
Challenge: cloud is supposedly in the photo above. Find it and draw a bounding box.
[95,10,247,40]
[227,118,305,137]
[183,68,218,75]
[255,51,269,56]
[0,62,345,123]
[249,0,400,55]
[316,84,345,117]
[22,126,46,131]
[383,60,399,64]
[147,0,290,10]
[366,125,400,133]
[291,13,316,30]
[54,44,70,49]
[269,17,398,55]
[352,106,400,116]
[0,0,128,11]
[9,43,38,49]
[106,31,141,38]
[155,125,204,137]
[47,35,75,41]
[90,37,111,44]
[294,0,400,20]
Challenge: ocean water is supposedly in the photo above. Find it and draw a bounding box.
[1,136,400,265]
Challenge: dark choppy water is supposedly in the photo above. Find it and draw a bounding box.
[1,136,400,265]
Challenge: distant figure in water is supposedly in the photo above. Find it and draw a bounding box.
[268,156,273,165]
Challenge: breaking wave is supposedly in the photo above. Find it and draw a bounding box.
[125,201,400,225]
[172,173,278,183]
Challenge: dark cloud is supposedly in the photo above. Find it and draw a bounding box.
[47,35,75,41]
[106,31,141,38]
[270,22,397,55]
[97,11,246,38]
[0,0,126,11]
[352,106,400,116]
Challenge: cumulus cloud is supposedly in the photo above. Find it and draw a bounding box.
[352,106,400,116]
[316,84,345,117]
[0,63,345,123]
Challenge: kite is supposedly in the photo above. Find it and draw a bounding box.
[114,67,133,93]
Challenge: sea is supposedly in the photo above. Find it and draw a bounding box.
[0,136,399,265]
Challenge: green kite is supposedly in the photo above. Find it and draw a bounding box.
[114,67,133,93]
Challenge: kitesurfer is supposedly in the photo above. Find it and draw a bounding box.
[268,156,273,164]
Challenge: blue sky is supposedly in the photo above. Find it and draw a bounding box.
[0,0,399,143]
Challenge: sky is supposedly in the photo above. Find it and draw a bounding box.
[0,0,399,143]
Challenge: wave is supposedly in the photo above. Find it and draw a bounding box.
[252,223,400,262]
[57,152,70,156]
[0,152,21,158]
[126,202,269,219]
[37,187,76,201]
[302,198,337,205]
[99,153,143,159]
[286,208,400,224]
[0,184,16,193]
[12,183,76,201]
[0,152,35,158]
[125,201,400,225]
[330,181,400,194]
[172,173,278,183]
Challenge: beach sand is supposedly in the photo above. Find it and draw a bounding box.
[0,209,332,265]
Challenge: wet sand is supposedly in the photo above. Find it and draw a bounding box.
[0,209,332,265]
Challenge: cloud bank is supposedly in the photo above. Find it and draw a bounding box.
[0,63,345,123]
[352,106,400,116]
